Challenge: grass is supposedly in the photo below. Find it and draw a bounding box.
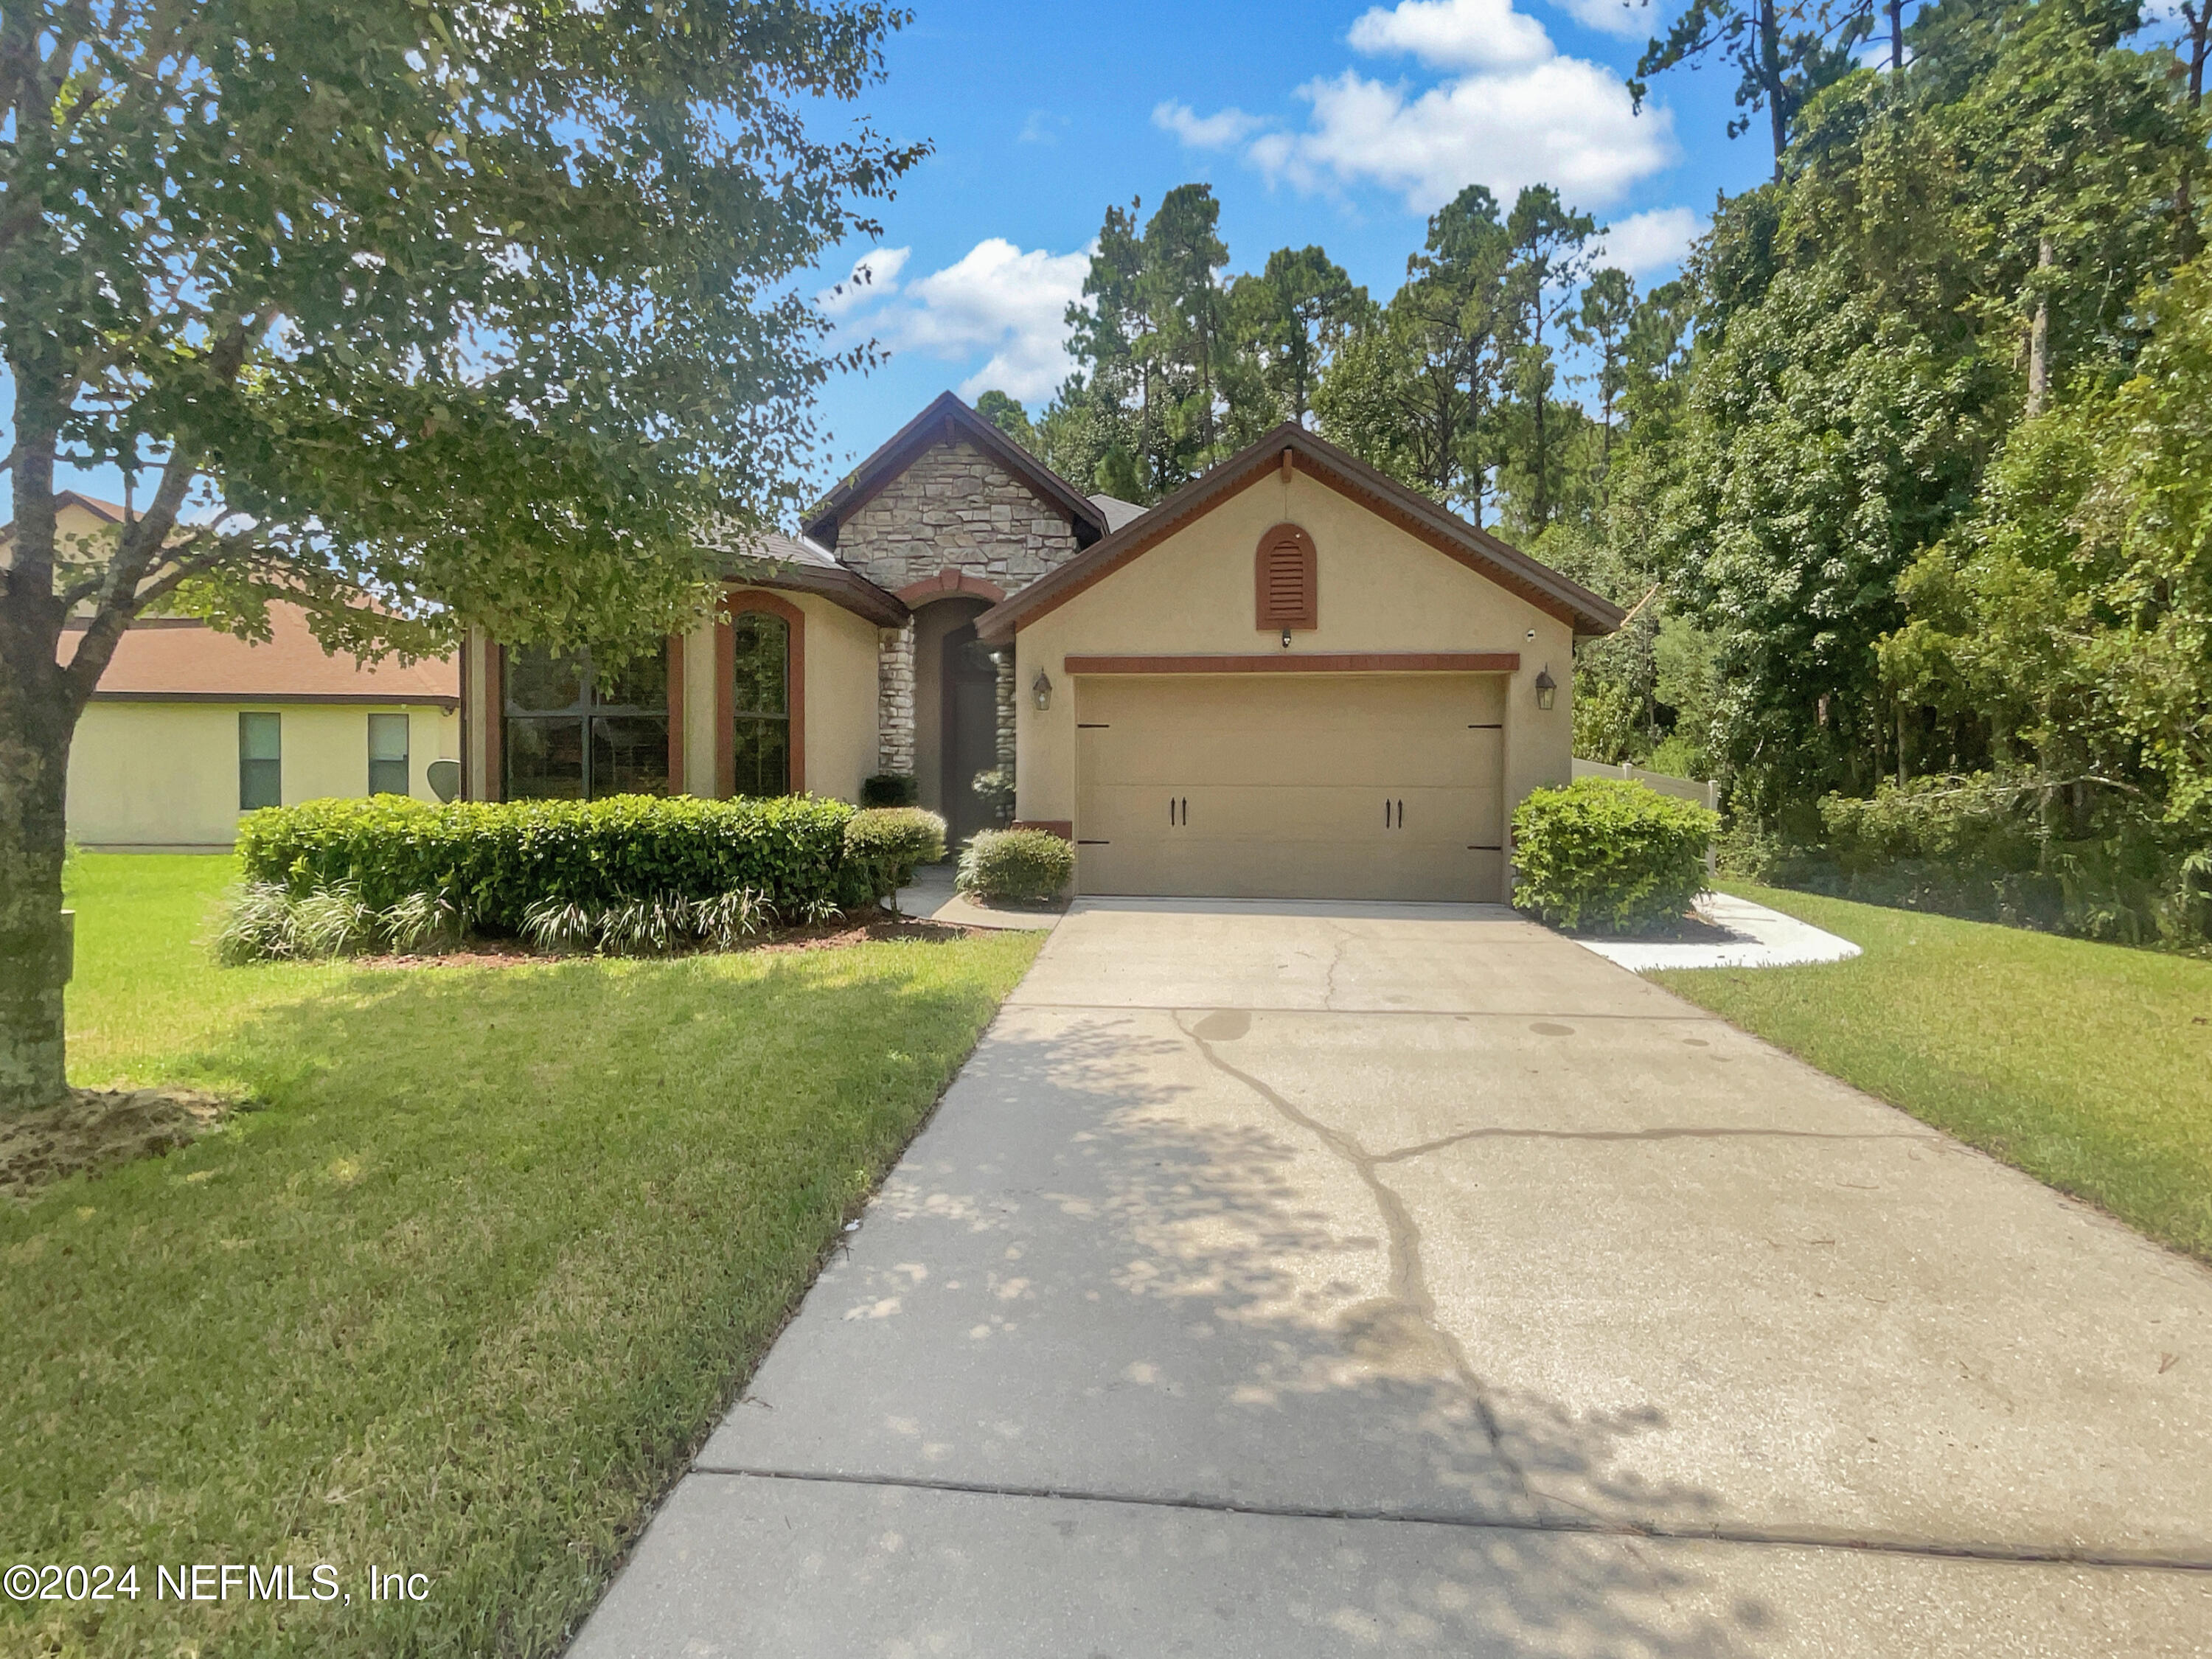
[1652,881,2212,1262]
[6,854,1040,1658]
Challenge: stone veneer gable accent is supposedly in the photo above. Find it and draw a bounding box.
[842,437,1087,779]
[836,439,1082,594]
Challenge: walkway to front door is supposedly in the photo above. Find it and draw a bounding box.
[571,900,2212,1656]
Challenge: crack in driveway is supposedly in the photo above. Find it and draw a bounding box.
[1172,1007,1534,1503]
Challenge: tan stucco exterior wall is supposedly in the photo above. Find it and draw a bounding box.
[68,700,459,849]
[793,591,882,804]
[1011,468,1576,862]
[680,616,719,795]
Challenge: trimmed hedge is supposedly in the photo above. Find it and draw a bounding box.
[1511,778,1717,933]
[236,794,863,933]
[956,828,1074,904]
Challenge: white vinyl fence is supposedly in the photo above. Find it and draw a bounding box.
[1571,759,1721,869]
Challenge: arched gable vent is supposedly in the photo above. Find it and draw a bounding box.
[1254,523,1318,633]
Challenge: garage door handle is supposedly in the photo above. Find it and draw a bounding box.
[1383,798,1404,829]
[1168,796,1189,826]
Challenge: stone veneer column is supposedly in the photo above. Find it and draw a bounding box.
[877,622,916,776]
[993,650,1017,778]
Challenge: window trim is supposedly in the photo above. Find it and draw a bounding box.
[494,640,680,801]
[238,711,282,810]
[716,588,806,797]
[367,711,411,797]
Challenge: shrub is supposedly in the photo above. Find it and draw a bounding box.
[861,773,918,807]
[845,807,947,905]
[212,880,305,964]
[236,793,860,931]
[1511,778,1717,933]
[956,828,1074,904]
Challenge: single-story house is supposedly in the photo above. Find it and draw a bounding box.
[459,393,1623,902]
[24,493,462,851]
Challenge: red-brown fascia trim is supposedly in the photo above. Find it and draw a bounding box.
[730,559,908,628]
[1062,653,1521,675]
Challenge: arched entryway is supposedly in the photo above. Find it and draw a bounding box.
[911,595,1000,849]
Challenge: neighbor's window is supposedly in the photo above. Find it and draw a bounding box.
[729,610,790,796]
[367,713,410,796]
[239,712,281,810]
[503,643,669,801]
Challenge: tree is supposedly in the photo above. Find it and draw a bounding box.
[1572,267,1638,469]
[1884,254,2212,857]
[1230,246,1365,428]
[1043,198,1147,494]
[1137,184,1234,487]
[1315,187,1511,525]
[974,390,1035,448]
[1631,0,1874,173]
[1501,187,1598,533]
[0,0,924,1112]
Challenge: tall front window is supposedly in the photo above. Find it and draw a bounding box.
[504,644,669,801]
[367,713,410,796]
[729,611,790,796]
[239,712,281,810]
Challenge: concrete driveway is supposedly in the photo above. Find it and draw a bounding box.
[571,900,2212,1657]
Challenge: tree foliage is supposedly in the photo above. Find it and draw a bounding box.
[0,0,924,1108]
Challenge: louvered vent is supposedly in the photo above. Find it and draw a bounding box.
[1254,524,1318,631]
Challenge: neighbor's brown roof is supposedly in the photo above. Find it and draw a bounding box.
[61,604,459,706]
[974,423,1627,643]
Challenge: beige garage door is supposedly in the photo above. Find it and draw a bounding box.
[1074,674,1507,902]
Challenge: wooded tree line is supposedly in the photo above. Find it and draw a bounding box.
[984,0,2212,945]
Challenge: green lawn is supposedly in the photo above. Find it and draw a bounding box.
[6,854,1040,1658]
[1652,882,2212,1262]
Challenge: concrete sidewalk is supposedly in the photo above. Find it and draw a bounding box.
[571,899,2212,1657]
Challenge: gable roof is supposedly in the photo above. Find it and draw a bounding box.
[803,391,1111,550]
[974,422,1627,644]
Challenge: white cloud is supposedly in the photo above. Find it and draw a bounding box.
[815,246,910,320]
[1548,0,1649,38]
[1152,100,1267,150]
[1019,109,1068,145]
[1348,0,1555,69]
[839,238,1091,403]
[1595,205,1704,275]
[1262,59,1672,212]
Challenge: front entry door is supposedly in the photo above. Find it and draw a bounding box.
[942,621,1001,849]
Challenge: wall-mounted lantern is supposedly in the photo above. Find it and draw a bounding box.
[1032,668,1053,712]
[1534,666,1557,711]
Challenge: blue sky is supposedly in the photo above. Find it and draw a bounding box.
[800,0,1788,483]
[32,0,1806,509]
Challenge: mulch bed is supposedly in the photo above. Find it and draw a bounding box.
[2,1086,248,1203]
[348,908,980,970]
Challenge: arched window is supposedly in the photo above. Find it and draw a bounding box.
[730,609,790,796]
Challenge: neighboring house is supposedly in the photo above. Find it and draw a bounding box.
[460,392,1624,902]
[9,493,461,852]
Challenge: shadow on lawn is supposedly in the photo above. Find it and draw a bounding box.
[7,939,1020,1659]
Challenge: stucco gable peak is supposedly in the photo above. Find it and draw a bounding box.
[973,423,1627,643]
